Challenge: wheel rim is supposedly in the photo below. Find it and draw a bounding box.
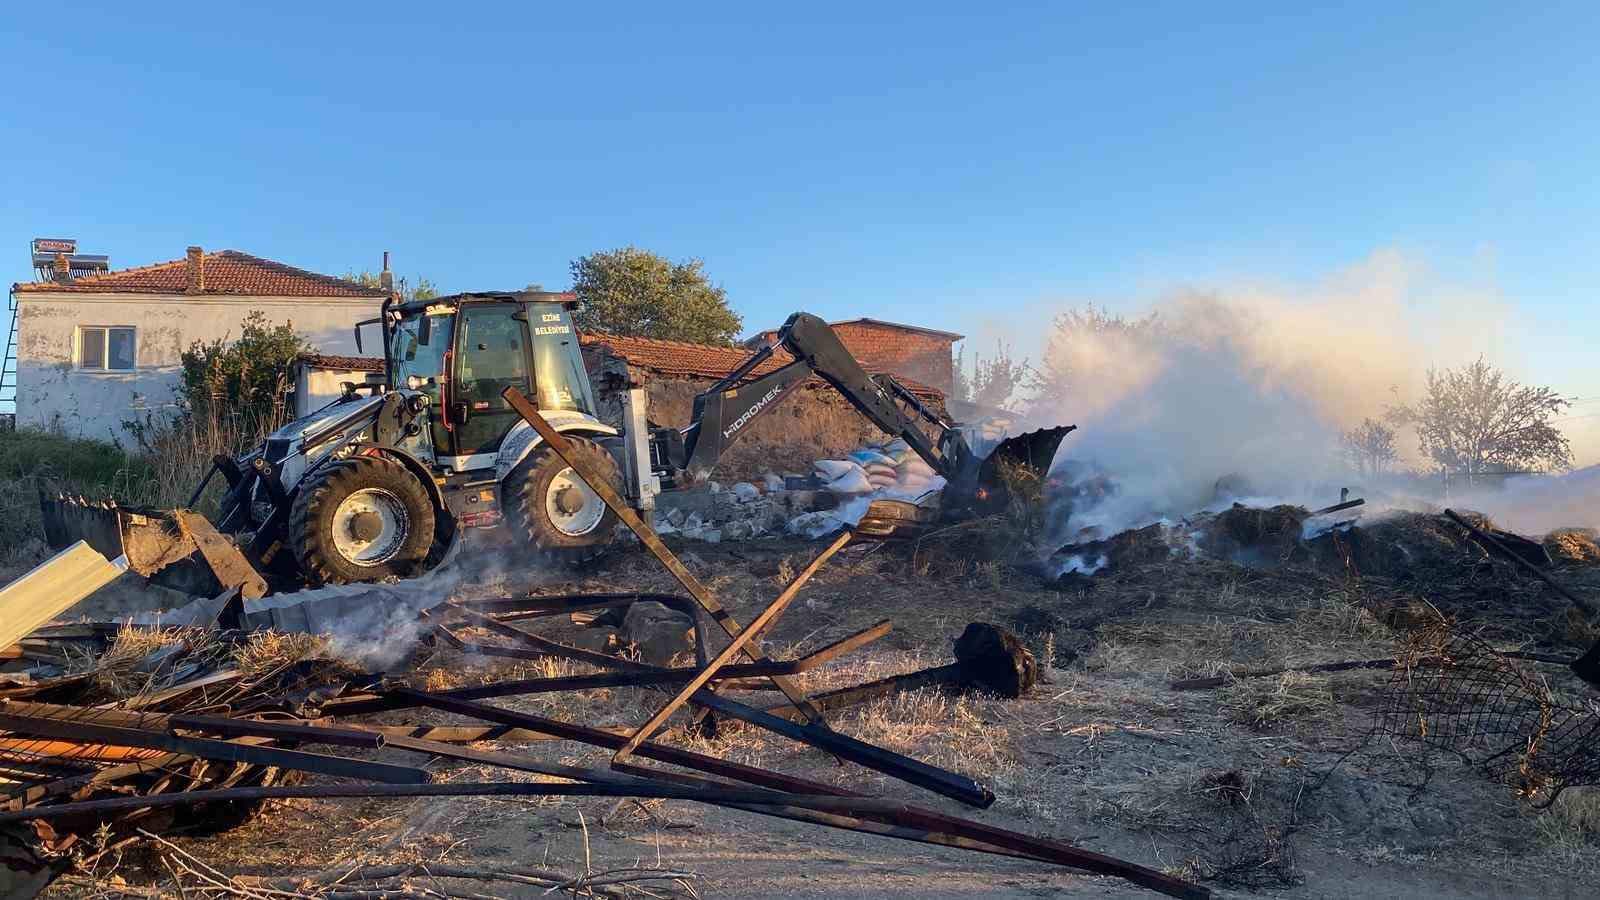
[545,467,606,537]
[331,487,411,566]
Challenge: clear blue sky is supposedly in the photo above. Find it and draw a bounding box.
[2,3,1597,455]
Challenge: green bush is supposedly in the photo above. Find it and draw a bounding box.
[175,311,310,441]
[0,427,158,547]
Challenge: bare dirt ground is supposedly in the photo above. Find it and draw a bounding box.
[40,533,1600,899]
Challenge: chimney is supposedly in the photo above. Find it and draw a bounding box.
[52,253,71,283]
[379,251,394,293]
[185,246,205,294]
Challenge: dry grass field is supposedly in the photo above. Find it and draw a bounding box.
[31,519,1600,899]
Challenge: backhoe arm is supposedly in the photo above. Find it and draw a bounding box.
[679,313,968,484]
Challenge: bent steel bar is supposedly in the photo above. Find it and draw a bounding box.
[416,620,896,697]
[367,689,1200,899]
[690,689,994,808]
[392,678,993,808]
[502,387,826,725]
[615,531,853,761]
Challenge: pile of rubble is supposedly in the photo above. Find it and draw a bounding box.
[0,505,1211,900]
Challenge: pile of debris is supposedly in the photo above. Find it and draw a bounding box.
[1,512,1210,900]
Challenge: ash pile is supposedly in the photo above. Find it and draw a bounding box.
[0,530,1210,900]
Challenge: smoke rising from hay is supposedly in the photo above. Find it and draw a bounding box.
[1031,251,1503,539]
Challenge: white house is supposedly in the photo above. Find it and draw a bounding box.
[9,246,387,442]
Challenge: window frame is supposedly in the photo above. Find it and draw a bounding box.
[76,325,138,372]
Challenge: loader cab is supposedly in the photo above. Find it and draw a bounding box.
[385,291,595,469]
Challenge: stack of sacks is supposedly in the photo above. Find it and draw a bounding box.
[816,438,949,497]
[850,448,899,490]
[813,458,873,494]
[885,438,937,493]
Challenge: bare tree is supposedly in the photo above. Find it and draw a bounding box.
[1391,358,1570,479]
[1341,417,1399,476]
[954,340,1029,410]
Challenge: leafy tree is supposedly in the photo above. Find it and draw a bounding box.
[1027,305,1163,408]
[343,271,438,302]
[1390,358,1570,479]
[954,340,1029,410]
[569,247,741,345]
[1341,417,1399,476]
[179,312,311,436]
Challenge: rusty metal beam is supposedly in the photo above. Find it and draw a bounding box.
[0,710,423,784]
[616,531,852,761]
[501,387,825,725]
[418,619,895,697]
[0,782,883,823]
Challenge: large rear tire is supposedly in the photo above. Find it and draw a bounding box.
[289,456,436,586]
[504,437,621,563]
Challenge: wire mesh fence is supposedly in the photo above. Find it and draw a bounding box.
[1372,622,1600,799]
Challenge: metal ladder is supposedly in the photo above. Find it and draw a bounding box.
[1,293,16,425]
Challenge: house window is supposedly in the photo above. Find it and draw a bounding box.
[78,327,137,371]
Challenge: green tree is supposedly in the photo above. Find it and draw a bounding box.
[179,312,311,435]
[569,247,741,345]
[343,271,439,302]
[1390,358,1571,479]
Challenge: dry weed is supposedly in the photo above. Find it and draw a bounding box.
[1219,672,1335,730]
[1534,788,1600,872]
[88,625,216,698]
[232,631,329,677]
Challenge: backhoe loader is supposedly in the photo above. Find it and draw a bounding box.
[41,291,1073,595]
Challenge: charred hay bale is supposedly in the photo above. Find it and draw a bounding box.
[1050,522,1175,577]
[953,622,1037,698]
[1197,504,1309,567]
[1545,528,1600,566]
[1301,510,1508,581]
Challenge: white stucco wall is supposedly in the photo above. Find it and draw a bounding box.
[14,291,380,443]
[294,366,384,418]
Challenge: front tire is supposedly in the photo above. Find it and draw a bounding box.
[289,456,436,586]
[504,437,621,563]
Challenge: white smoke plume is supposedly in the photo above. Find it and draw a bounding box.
[240,532,560,671]
[1029,251,1512,541]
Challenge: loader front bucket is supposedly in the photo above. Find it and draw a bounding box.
[966,425,1076,516]
[38,494,268,599]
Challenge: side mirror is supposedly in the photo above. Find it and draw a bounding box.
[353,316,381,354]
[418,315,433,346]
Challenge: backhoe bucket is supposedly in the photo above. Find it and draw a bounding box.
[968,425,1076,515]
[38,494,267,599]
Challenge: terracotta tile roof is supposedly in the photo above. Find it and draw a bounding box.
[827,317,964,340]
[746,317,964,347]
[580,332,943,399]
[12,250,387,298]
[299,353,384,372]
